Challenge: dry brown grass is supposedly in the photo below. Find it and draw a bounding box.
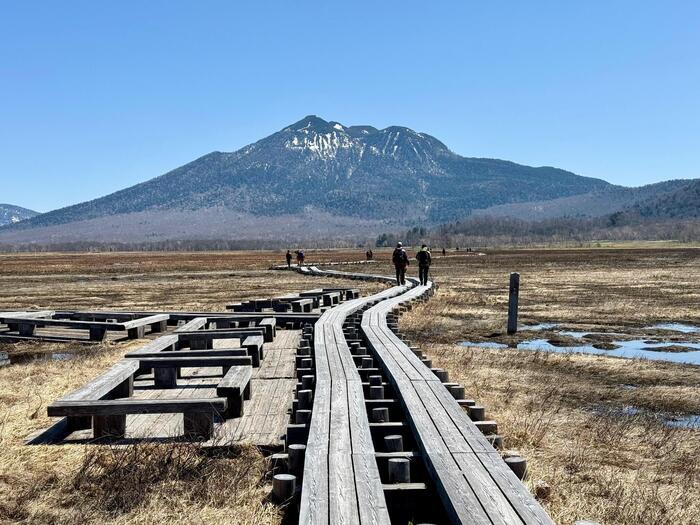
[0,250,384,312]
[401,247,700,525]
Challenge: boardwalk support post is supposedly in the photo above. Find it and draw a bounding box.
[507,272,520,334]
[388,458,411,483]
[272,473,297,501]
[505,456,527,480]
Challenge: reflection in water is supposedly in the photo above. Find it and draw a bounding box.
[461,339,700,365]
[650,323,700,334]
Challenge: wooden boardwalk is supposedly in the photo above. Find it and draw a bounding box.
[57,330,299,447]
[287,265,554,525]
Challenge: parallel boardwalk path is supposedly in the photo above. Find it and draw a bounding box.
[289,265,554,525]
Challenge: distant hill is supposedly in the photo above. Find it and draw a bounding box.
[428,178,700,245]
[0,115,610,244]
[611,178,700,223]
[471,180,692,221]
[0,204,38,227]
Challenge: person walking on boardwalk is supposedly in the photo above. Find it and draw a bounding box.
[285,250,292,268]
[416,244,432,285]
[392,242,409,285]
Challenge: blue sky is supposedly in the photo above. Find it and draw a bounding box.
[1,1,698,212]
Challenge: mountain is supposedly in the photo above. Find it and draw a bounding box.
[612,178,700,223]
[0,115,612,244]
[0,204,38,227]
[471,179,693,221]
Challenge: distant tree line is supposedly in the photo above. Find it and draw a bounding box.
[376,216,700,249]
[1,216,697,253]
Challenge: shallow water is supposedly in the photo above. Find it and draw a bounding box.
[650,323,700,334]
[519,323,559,331]
[665,414,700,429]
[51,352,76,361]
[461,339,700,365]
[592,405,700,429]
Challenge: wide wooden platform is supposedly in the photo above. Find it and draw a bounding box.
[56,330,299,447]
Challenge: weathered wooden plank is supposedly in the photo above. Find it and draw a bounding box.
[49,397,227,416]
[55,359,139,402]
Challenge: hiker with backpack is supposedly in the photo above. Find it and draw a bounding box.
[392,242,409,285]
[416,244,432,285]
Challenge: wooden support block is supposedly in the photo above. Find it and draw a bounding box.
[487,434,504,449]
[469,405,486,421]
[301,375,314,390]
[369,375,383,386]
[287,444,306,476]
[297,389,313,410]
[369,386,385,399]
[66,415,92,432]
[372,407,390,423]
[505,456,527,480]
[154,367,177,388]
[286,423,309,445]
[295,409,312,425]
[388,458,411,483]
[183,410,214,440]
[128,326,146,339]
[189,338,209,350]
[474,420,498,435]
[111,376,134,398]
[93,414,126,439]
[151,320,168,333]
[272,473,296,501]
[89,325,107,341]
[457,399,476,409]
[384,434,404,452]
[432,368,449,382]
[18,323,35,337]
[449,385,465,400]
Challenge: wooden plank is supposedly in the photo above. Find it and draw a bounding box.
[49,397,227,416]
[55,359,139,402]
[125,335,178,357]
[174,317,208,332]
[138,356,252,368]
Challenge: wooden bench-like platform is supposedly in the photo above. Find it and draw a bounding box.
[0,312,169,340]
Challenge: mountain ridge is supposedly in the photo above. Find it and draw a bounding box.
[0,204,39,227]
[0,115,664,244]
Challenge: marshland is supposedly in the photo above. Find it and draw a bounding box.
[0,246,698,524]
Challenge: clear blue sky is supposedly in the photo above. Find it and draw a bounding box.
[1,1,698,212]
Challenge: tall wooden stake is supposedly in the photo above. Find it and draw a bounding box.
[507,272,520,334]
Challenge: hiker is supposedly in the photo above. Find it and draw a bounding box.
[416,244,432,285]
[297,250,306,266]
[285,250,292,268]
[368,249,373,260]
[442,247,446,257]
[391,242,409,285]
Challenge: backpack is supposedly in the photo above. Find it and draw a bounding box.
[392,248,408,267]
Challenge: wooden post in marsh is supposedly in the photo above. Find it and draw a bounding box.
[507,272,520,335]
